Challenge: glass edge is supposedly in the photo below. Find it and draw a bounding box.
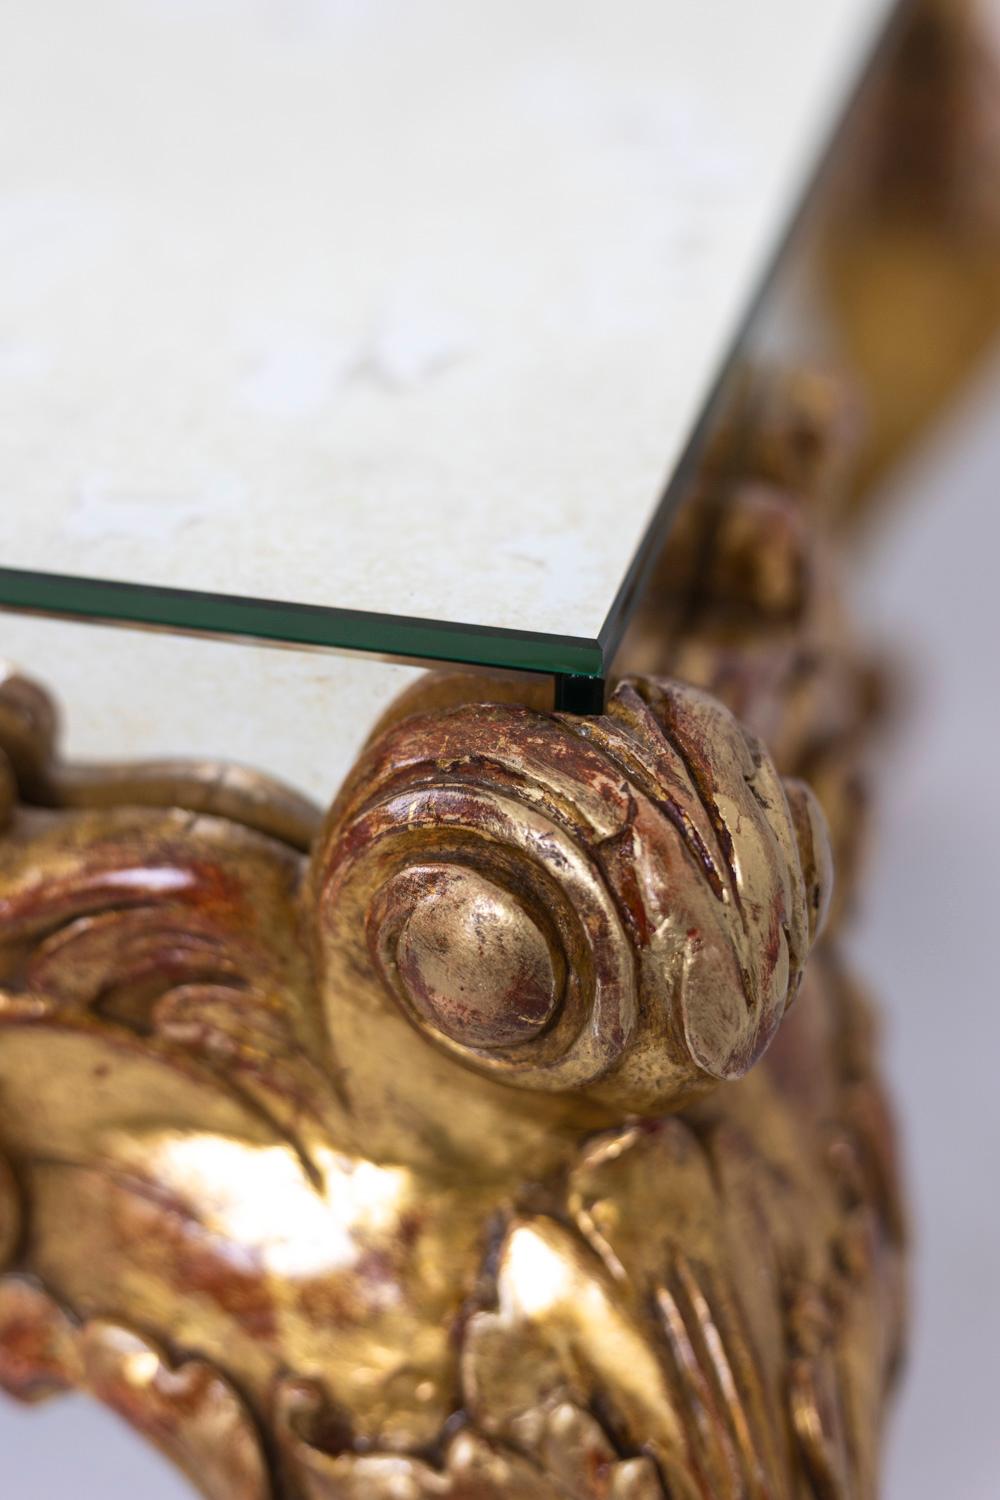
[0,567,604,679]
[597,0,908,671]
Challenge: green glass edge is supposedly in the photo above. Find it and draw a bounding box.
[0,568,603,679]
[0,2,904,701]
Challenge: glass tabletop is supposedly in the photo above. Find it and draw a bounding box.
[0,0,897,685]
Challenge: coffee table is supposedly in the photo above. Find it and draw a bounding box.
[0,2,937,1496]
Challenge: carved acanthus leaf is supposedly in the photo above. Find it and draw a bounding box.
[278,1378,665,1500]
[0,1278,270,1498]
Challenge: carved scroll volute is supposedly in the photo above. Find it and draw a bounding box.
[311,676,831,1172]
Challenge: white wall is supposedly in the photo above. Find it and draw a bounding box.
[851,346,1000,1500]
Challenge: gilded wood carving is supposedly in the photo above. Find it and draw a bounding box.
[0,363,907,1497]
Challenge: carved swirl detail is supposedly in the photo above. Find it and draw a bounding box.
[316,675,830,1110]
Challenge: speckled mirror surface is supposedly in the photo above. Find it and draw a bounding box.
[0,0,896,675]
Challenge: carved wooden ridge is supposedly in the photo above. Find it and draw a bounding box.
[0,369,907,1498]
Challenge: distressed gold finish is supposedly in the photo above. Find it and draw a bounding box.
[0,356,908,1497]
[823,0,1000,497]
